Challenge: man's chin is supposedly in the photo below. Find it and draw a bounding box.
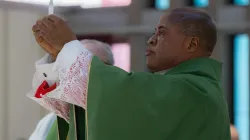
[146,61,164,73]
[146,62,157,73]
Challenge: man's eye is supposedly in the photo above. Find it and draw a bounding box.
[159,31,164,35]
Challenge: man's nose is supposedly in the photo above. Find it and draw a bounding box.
[147,36,157,46]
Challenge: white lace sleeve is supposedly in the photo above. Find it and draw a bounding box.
[28,93,70,122]
[27,54,70,122]
[44,40,93,109]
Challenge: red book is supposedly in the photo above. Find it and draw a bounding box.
[35,80,57,98]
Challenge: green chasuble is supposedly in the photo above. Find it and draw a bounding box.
[86,57,231,140]
[46,116,69,140]
[46,105,86,140]
[68,105,86,140]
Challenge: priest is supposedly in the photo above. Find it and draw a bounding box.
[31,7,231,140]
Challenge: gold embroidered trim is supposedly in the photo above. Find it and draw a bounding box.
[85,55,93,140]
[73,105,78,140]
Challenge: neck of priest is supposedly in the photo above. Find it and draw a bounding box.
[155,69,169,75]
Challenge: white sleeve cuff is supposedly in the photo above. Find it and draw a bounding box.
[35,54,58,82]
[36,54,53,65]
[53,40,92,71]
[46,40,93,109]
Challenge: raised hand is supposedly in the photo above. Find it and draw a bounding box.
[32,20,60,61]
[33,15,77,51]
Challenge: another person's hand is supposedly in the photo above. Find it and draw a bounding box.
[32,20,59,62]
[230,125,239,140]
[33,15,77,51]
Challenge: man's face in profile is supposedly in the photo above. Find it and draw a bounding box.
[146,14,187,72]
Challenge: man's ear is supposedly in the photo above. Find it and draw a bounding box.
[187,37,199,53]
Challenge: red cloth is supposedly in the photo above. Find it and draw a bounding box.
[35,81,57,98]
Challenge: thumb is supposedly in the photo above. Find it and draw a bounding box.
[36,36,44,43]
[34,32,43,43]
[39,31,53,46]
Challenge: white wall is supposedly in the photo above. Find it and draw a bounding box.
[0,8,5,140]
[0,7,47,140]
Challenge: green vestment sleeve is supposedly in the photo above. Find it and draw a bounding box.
[86,57,231,140]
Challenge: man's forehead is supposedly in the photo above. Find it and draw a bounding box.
[156,14,172,29]
[156,23,172,32]
[158,14,168,24]
[156,11,201,30]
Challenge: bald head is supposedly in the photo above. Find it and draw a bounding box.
[168,7,217,55]
[80,39,114,65]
